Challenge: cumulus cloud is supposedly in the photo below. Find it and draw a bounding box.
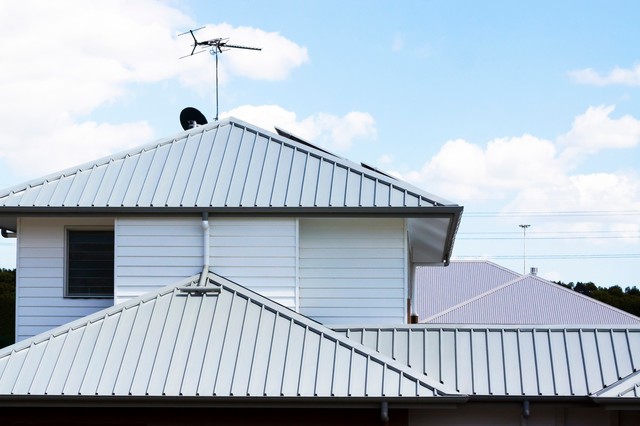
[221,105,377,153]
[568,64,640,86]
[177,23,308,90]
[391,105,640,233]
[0,1,308,181]
[558,105,640,163]
[398,135,563,202]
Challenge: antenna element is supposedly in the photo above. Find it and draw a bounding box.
[179,27,262,121]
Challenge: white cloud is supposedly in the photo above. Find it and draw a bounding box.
[177,23,308,89]
[221,105,377,153]
[398,135,563,202]
[0,1,309,182]
[558,105,640,162]
[569,64,640,86]
[391,105,640,235]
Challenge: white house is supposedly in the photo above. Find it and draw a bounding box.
[1,117,639,425]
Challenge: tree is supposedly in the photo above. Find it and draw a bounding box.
[554,280,640,318]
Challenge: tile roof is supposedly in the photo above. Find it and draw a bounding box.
[335,325,640,398]
[0,272,463,401]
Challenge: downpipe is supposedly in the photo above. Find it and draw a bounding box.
[198,213,210,287]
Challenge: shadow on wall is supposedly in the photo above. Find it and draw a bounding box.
[0,269,15,348]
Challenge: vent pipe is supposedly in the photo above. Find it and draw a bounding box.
[530,267,538,276]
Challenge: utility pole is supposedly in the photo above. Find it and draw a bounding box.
[519,224,531,274]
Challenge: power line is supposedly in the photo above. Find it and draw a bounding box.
[455,254,640,260]
[457,235,639,240]
[464,210,640,217]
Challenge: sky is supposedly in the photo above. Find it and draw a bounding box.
[0,0,638,287]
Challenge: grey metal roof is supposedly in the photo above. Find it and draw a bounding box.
[416,261,520,320]
[417,261,640,325]
[0,118,458,211]
[335,325,640,398]
[0,117,463,264]
[0,271,462,400]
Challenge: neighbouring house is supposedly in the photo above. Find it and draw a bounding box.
[415,260,640,325]
[1,117,639,425]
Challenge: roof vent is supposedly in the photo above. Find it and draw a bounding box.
[530,267,538,275]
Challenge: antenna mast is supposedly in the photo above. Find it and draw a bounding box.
[179,27,261,121]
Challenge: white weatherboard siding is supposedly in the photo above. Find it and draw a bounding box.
[115,217,298,309]
[209,218,297,309]
[115,217,202,304]
[299,218,406,325]
[16,217,114,341]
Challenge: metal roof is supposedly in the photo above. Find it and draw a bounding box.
[416,261,520,320]
[0,117,462,264]
[0,118,457,211]
[0,272,462,400]
[417,261,640,325]
[335,325,640,398]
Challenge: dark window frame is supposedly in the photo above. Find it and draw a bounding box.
[65,228,114,298]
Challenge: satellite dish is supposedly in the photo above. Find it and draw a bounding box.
[180,107,208,130]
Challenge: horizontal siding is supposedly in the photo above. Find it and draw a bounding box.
[209,218,297,309]
[15,217,114,342]
[114,217,297,309]
[114,217,202,304]
[299,218,406,325]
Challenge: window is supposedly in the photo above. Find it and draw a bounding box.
[66,229,114,298]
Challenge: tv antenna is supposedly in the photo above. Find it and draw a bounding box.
[179,26,261,121]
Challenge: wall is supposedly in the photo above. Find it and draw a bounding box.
[298,218,407,325]
[115,216,202,304]
[208,217,298,309]
[115,216,298,309]
[16,215,407,341]
[15,217,114,342]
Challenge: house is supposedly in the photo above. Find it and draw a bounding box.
[1,117,639,424]
[0,117,462,343]
[415,260,640,324]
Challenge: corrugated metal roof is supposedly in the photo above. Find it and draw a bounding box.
[335,325,640,398]
[416,261,640,325]
[0,272,462,400]
[0,118,457,210]
[416,261,520,320]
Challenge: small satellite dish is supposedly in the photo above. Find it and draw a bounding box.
[180,107,208,130]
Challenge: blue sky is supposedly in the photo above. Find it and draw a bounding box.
[0,0,638,287]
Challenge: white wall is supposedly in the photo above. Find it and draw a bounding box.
[15,215,406,342]
[115,217,202,304]
[115,216,298,309]
[15,217,114,342]
[298,218,407,325]
[208,217,298,309]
